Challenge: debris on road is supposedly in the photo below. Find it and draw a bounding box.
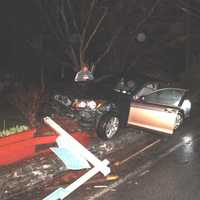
[138,170,150,177]
[0,117,152,200]
[114,139,160,166]
[93,185,108,188]
[84,175,119,185]
[106,175,119,181]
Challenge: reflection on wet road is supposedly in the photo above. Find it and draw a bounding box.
[66,116,200,200]
[100,135,200,200]
[3,112,200,200]
[82,120,200,200]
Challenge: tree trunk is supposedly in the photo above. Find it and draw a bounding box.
[40,65,45,91]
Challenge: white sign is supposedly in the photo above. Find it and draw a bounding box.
[43,117,111,200]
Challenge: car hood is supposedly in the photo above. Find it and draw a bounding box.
[53,80,118,102]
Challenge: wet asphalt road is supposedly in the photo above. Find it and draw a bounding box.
[3,107,200,200]
[95,133,200,200]
[64,111,200,200]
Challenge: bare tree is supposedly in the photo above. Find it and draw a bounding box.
[36,0,163,72]
[35,0,115,72]
[33,0,187,78]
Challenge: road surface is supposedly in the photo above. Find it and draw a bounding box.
[3,107,200,200]
[66,111,200,200]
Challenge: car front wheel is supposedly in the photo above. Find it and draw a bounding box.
[96,112,120,140]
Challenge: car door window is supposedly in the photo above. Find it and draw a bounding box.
[142,88,185,107]
[136,83,158,98]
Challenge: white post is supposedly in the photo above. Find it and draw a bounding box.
[43,117,111,200]
[44,116,110,176]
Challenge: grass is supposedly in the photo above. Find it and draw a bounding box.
[0,98,29,135]
[0,124,29,137]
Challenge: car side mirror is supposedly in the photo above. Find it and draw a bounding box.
[132,95,144,101]
[139,96,145,101]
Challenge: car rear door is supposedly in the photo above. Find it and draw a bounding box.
[128,88,186,134]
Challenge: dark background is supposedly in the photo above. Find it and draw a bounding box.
[0,0,200,86]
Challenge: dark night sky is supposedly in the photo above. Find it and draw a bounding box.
[0,0,40,71]
[0,0,200,83]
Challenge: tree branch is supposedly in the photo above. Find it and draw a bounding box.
[94,26,123,65]
[93,0,141,65]
[38,0,62,42]
[69,46,80,71]
[130,0,162,36]
[60,0,79,70]
[83,8,108,53]
[66,0,81,36]
[60,0,70,36]
[123,0,162,66]
[81,0,97,47]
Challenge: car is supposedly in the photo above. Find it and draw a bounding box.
[51,70,191,140]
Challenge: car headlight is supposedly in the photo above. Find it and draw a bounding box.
[78,101,87,108]
[87,101,97,109]
[54,94,71,106]
[73,100,97,110]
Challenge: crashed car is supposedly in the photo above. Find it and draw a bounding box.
[51,70,191,140]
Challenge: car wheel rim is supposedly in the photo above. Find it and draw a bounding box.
[105,117,119,139]
[175,112,183,129]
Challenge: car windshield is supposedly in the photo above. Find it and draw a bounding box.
[114,78,137,94]
[69,74,120,99]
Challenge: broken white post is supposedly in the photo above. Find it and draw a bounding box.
[43,116,111,200]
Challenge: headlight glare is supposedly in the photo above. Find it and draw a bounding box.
[87,101,97,109]
[73,100,97,109]
[78,101,87,108]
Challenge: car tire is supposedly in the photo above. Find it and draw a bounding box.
[174,111,184,130]
[96,112,120,140]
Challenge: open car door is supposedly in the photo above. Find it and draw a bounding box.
[128,88,186,134]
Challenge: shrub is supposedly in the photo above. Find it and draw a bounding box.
[8,85,48,128]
